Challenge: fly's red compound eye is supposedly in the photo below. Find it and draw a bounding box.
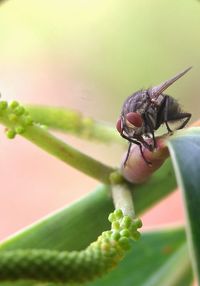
[116,118,122,133]
[126,112,143,127]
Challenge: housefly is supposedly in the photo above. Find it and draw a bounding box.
[116,67,192,166]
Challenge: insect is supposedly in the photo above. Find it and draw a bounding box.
[116,67,192,166]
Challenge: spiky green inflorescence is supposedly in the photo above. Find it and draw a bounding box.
[0,100,33,139]
[0,210,142,283]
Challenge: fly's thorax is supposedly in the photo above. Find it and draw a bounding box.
[122,90,149,116]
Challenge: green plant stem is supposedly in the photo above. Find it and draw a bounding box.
[0,112,114,184]
[27,105,122,144]
[22,125,114,184]
[0,211,141,284]
[111,184,135,218]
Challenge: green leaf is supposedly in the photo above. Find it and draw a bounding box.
[1,158,176,252]
[168,127,200,284]
[0,185,113,252]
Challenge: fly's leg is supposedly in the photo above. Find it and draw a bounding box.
[143,113,157,149]
[121,132,152,166]
[163,96,173,133]
[164,96,191,132]
[123,142,132,166]
[169,112,191,130]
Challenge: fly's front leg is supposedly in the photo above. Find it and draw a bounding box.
[143,113,157,149]
[123,142,132,166]
[121,132,152,166]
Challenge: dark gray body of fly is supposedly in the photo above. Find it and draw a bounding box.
[117,67,192,166]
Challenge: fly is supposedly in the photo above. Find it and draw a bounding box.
[116,67,192,166]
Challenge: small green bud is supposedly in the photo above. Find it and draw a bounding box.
[94,240,101,249]
[121,216,132,228]
[14,106,25,116]
[130,224,137,235]
[101,242,110,252]
[133,217,143,228]
[9,114,17,121]
[15,126,25,134]
[111,231,120,241]
[6,129,16,139]
[0,101,8,110]
[132,230,141,241]
[112,221,120,230]
[24,116,33,125]
[102,231,110,239]
[10,101,19,109]
[109,171,124,184]
[108,213,115,223]
[120,229,130,238]
[118,237,131,250]
[114,209,123,219]
[102,237,109,244]
[108,247,117,257]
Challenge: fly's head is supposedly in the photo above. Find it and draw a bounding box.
[116,111,144,138]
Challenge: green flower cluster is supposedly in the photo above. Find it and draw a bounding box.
[87,209,142,277]
[0,100,33,139]
[0,210,142,283]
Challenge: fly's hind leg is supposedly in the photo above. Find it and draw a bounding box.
[173,112,191,130]
[143,113,157,149]
[163,96,173,133]
[163,96,191,133]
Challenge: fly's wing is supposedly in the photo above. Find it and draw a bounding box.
[149,67,192,100]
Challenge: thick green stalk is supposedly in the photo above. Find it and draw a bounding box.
[0,211,142,283]
[22,125,113,184]
[0,101,114,184]
[27,105,121,143]
[110,172,136,219]
[112,184,135,218]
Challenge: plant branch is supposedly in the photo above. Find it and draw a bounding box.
[111,184,135,218]
[0,101,114,184]
[0,210,142,284]
[27,105,122,144]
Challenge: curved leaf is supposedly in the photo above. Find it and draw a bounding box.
[168,127,200,284]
